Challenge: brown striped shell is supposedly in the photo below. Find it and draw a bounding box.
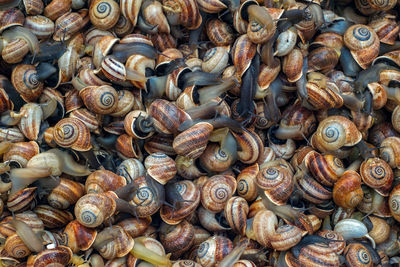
[200,175,237,213]
[47,178,85,210]
[27,245,73,267]
[360,157,394,196]
[3,141,39,168]
[163,0,202,30]
[85,170,127,194]
[53,117,92,151]
[34,205,74,229]
[59,220,97,253]
[206,19,234,46]
[231,34,257,78]
[11,64,43,102]
[144,153,177,185]
[224,196,249,236]
[237,163,259,202]
[79,85,119,115]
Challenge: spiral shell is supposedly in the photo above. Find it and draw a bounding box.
[197,236,233,267]
[94,225,134,260]
[206,19,234,46]
[231,34,257,78]
[27,245,73,267]
[129,176,161,218]
[7,187,36,213]
[85,170,127,194]
[317,230,346,254]
[389,184,400,222]
[53,117,92,151]
[79,85,118,115]
[163,0,202,30]
[202,47,229,74]
[283,48,303,83]
[256,165,294,205]
[74,192,117,228]
[48,178,85,210]
[69,108,99,133]
[200,175,237,213]
[3,141,39,168]
[343,243,373,267]
[145,153,177,185]
[116,158,146,183]
[333,170,364,209]
[60,220,97,253]
[44,0,72,21]
[0,8,24,32]
[344,24,380,69]
[236,163,259,202]
[380,136,400,168]
[89,0,120,30]
[160,220,195,258]
[2,38,29,64]
[232,129,263,164]
[224,196,249,235]
[53,10,89,42]
[24,15,54,39]
[118,217,152,238]
[11,64,43,102]
[5,234,31,258]
[34,205,74,229]
[360,157,394,196]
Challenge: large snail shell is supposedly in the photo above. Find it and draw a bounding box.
[85,170,127,194]
[5,233,31,259]
[74,192,117,228]
[201,175,237,213]
[380,136,400,168]
[129,176,161,218]
[48,178,85,210]
[333,170,363,209]
[163,0,202,30]
[344,24,380,69]
[53,10,89,42]
[24,15,54,40]
[343,243,374,267]
[282,48,303,83]
[173,122,214,159]
[11,64,43,102]
[206,19,234,46]
[360,157,393,196]
[2,38,29,64]
[311,115,362,152]
[256,165,294,205]
[44,0,72,21]
[160,220,194,258]
[34,205,73,229]
[53,117,92,151]
[89,0,120,30]
[60,220,97,253]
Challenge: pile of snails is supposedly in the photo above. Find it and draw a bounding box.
[0,0,400,266]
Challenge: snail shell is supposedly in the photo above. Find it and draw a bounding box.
[202,47,229,74]
[282,48,303,82]
[2,38,29,64]
[145,153,177,185]
[159,220,195,258]
[344,24,380,69]
[5,233,31,258]
[59,220,97,253]
[11,64,43,102]
[48,178,85,210]
[231,34,257,78]
[163,0,202,30]
[201,175,237,213]
[380,136,400,168]
[53,117,92,151]
[3,141,39,168]
[94,225,134,260]
[369,15,400,45]
[34,204,73,229]
[368,216,390,244]
[206,19,235,46]
[26,245,73,267]
[389,184,400,222]
[333,170,364,209]
[53,10,89,42]
[116,158,146,183]
[343,243,373,267]
[0,8,24,32]
[79,85,119,115]
[85,170,127,194]
[236,163,259,202]
[317,230,346,254]
[118,217,152,238]
[44,0,72,21]
[232,129,263,164]
[89,0,120,30]
[224,196,249,236]
[197,236,233,267]
[129,176,162,218]
[197,0,226,13]
[360,157,393,196]
[7,187,37,213]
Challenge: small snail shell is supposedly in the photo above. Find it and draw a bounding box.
[368,216,390,244]
[3,141,39,168]
[145,153,177,185]
[197,0,226,13]
[34,205,73,229]
[53,117,92,151]
[93,225,134,260]
[343,243,373,267]
[85,170,127,194]
[275,27,297,57]
[59,220,97,253]
[389,184,400,222]
[48,178,85,210]
[111,89,135,117]
[232,129,263,164]
[148,99,191,135]
[44,0,72,21]
[231,34,257,78]
[304,151,345,186]
[129,176,162,218]
[201,175,237,213]
[69,108,99,133]
[124,110,154,139]
[24,16,54,40]
[116,134,143,160]
[173,260,203,267]
[142,0,170,33]
[27,246,73,266]
[333,170,363,209]
[236,163,259,202]
[224,196,249,236]
[206,19,235,46]
[74,192,117,228]
[79,85,119,115]
[11,64,43,102]
[343,24,380,69]
[7,187,36,213]
[256,165,294,205]
[380,136,400,169]
[118,217,152,238]
[5,233,31,258]
[360,157,393,196]
[15,103,42,141]
[89,0,120,30]
[163,0,202,30]
[173,122,214,160]
[197,236,233,267]
[282,48,303,83]
[116,158,146,183]
[159,220,195,258]
[92,35,119,69]
[311,115,362,152]
[202,47,229,74]
[297,174,332,204]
